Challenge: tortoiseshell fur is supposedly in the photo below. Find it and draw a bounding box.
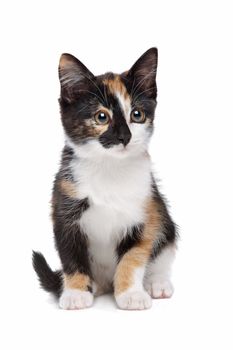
[33,48,177,310]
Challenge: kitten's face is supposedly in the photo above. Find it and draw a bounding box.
[59,48,158,159]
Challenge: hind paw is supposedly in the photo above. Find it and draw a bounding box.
[145,280,174,299]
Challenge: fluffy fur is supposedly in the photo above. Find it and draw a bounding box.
[33,48,177,310]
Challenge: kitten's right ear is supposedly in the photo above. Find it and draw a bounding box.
[59,53,94,102]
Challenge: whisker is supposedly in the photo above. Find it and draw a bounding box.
[80,72,107,105]
[78,89,105,105]
[103,83,109,108]
[131,98,154,107]
[131,70,156,100]
[76,104,90,114]
[61,72,106,105]
[133,87,156,103]
[130,77,136,99]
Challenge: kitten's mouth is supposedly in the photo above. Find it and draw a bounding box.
[104,143,129,156]
[116,144,128,152]
[102,142,139,158]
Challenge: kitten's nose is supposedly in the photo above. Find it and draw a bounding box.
[117,126,132,146]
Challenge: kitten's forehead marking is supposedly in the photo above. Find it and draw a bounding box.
[103,75,131,120]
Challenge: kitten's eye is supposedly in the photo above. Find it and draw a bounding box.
[94,111,110,125]
[130,109,146,123]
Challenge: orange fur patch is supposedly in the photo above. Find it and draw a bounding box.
[59,179,77,198]
[114,198,161,295]
[93,122,109,135]
[59,54,73,70]
[64,273,91,291]
[103,75,131,103]
[50,195,57,224]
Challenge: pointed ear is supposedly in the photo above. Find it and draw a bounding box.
[58,53,94,102]
[127,47,158,99]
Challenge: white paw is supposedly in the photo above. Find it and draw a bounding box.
[145,279,174,299]
[116,290,152,310]
[59,289,93,310]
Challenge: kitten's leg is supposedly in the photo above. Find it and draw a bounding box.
[144,244,176,299]
[114,262,152,310]
[53,179,93,310]
[59,273,93,310]
[144,178,177,299]
[114,198,161,310]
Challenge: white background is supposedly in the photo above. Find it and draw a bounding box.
[0,0,232,349]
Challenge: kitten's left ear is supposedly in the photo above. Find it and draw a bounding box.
[127,47,158,98]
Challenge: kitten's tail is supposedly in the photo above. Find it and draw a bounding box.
[32,251,63,298]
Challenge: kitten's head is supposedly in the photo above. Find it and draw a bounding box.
[58,48,158,159]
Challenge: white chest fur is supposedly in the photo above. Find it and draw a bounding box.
[71,153,152,288]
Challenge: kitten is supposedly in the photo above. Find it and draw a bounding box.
[33,48,177,310]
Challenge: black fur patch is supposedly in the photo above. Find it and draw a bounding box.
[116,225,144,260]
[52,176,91,276]
[99,93,132,148]
[150,176,177,259]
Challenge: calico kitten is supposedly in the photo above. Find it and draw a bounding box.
[33,48,177,310]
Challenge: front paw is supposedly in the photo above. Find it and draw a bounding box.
[115,290,152,310]
[59,289,93,310]
[145,279,174,299]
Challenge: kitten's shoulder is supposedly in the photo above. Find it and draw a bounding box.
[53,145,76,198]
